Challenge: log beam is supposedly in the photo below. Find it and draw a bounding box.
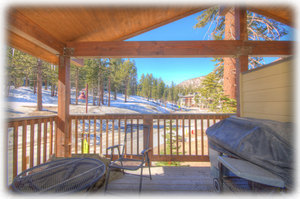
[8,10,65,55]
[7,31,59,65]
[67,40,292,58]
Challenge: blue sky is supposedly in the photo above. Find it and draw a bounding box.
[126,11,215,85]
[126,10,293,85]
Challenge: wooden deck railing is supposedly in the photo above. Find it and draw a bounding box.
[7,115,57,183]
[7,113,232,184]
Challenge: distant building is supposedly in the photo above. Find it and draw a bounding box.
[178,93,197,107]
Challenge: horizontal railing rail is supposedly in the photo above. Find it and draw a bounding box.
[7,113,233,184]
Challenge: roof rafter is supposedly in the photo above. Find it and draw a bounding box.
[8,31,59,65]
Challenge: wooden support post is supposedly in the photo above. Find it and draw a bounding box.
[143,115,153,166]
[57,50,71,157]
[235,7,248,117]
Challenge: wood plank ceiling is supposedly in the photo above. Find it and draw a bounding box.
[6,5,293,65]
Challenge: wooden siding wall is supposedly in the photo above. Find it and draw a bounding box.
[240,57,293,122]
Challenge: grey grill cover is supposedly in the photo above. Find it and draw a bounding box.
[206,116,293,188]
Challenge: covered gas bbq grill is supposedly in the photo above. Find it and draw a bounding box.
[206,117,293,192]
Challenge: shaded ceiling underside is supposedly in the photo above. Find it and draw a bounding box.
[6,5,293,65]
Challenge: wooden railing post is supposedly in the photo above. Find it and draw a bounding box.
[143,115,153,166]
[57,51,71,157]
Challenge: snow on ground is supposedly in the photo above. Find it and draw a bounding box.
[6,86,191,118]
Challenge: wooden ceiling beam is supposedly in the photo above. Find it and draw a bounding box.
[67,40,292,58]
[7,31,59,65]
[8,10,65,55]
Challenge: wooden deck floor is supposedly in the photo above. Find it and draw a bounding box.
[104,165,216,195]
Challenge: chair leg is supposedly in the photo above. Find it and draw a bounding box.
[139,166,143,193]
[147,155,152,180]
[104,168,111,192]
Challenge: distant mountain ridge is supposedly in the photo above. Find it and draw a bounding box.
[177,76,205,89]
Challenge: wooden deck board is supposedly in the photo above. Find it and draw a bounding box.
[106,166,214,193]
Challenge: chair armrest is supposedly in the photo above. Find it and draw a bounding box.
[141,147,152,155]
[107,144,123,151]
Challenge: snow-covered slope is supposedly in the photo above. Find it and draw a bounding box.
[6,86,173,115]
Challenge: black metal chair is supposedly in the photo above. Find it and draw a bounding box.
[104,124,152,192]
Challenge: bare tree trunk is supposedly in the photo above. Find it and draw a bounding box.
[224,8,237,99]
[124,81,128,102]
[34,80,36,94]
[45,79,47,90]
[25,74,28,87]
[14,77,18,88]
[75,67,79,105]
[37,59,43,111]
[101,83,104,105]
[108,77,111,107]
[114,89,117,100]
[7,81,11,97]
[51,84,54,97]
[93,88,96,106]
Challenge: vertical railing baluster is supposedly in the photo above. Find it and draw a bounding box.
[106,118,109,156]
[201,116,204,156]
[189,116,191,155]
[43,119,47,163]
[130,119,133,156]
[68,118,72,157]
[176,116,179,156]
[94,117,97,154]
[37,119,41,165]
[111,119,115,156]
[88,118,91,154]
[163,119,166,155]
[49,117,53,157]
[170,117,172,156]
[100,119,103,156]
[55,117,58,157]
[22,120,27,172]
[13,122,18,178]
[137,119,139,154]
[118,119,121,146]
[82,118,85,154]
[182,118,185,155]
[124,118,127,155]
[157,118,160,156]
[30,120,34,168]
[75,118,78,154]
[195,118,198,156]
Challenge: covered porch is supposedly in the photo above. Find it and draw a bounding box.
[6,4,294,193]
